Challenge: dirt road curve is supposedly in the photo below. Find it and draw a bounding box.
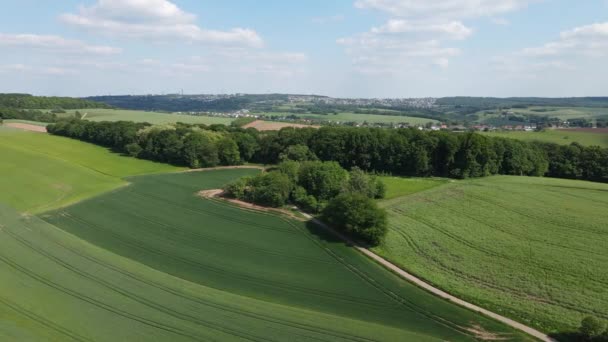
[303,214,557,342]
[198,181,556,341]
[4,123,47,133]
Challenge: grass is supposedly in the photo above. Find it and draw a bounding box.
[262,111,439,125]
[375,175,608,334]
[483,130,608,148]
[0,130,182,213]
[62,108,234,125]
[41,170,533,341]
[477,106,608,123]
[379,176,449,200]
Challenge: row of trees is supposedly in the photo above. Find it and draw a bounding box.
[47,119,608,183]
[223,161,388,245]
[0,108,59,123]
[0,93,109,109]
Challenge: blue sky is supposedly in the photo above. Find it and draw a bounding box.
[0,0,607,98]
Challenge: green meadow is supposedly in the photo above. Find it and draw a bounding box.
[36,170,532,341]
[63,108,234,125]
[0,130,181,213]
[262,111,439,125]
[484,129,608,148]
[376,176,608,334]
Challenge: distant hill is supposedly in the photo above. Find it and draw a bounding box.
[0,93,110,109]
[436,96,608,109]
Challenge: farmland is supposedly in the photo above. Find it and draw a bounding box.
[262,111,439,125]
[63,108,234,125]
[375,176,608,333]
[484,129,608,148]
[0,129,182,213]
[38,170,533,341]
[378,176,449,200]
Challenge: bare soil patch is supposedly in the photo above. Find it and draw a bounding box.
[197,189,305,221]
[4,123,47,133]
[243,120,320,131]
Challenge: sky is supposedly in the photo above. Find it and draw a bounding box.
[0,0,607,98]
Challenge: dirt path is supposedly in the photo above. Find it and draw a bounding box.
[197,189,305,221]
[4,123,47,133]
[300,212,556,342]
[200,189,556,342]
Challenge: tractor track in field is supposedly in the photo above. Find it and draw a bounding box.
[16,225,376,342]
[202,190,557,342]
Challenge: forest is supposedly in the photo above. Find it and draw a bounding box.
[0,93,109,109]
[46,119,608,184]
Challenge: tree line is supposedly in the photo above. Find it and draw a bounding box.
[0,93,109,110]
[46,119,608,183]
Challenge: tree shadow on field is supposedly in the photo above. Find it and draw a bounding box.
[303,219,367,249]
[549,331,588,342]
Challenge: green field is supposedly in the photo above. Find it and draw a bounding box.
[35,170,532,341]
[477,106,608,124]
[379,176,449,200]
[0,130,182,213]
[63,108,234,125]
[484,129,608,148]
[263,111,439,125]
[375,176,608,333]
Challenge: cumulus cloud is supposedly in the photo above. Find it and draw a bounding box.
[521,22,608,57]
[60,0,263,47]
[0,63,74,75]
[0,33,121,55]
[371,19,472,40]
[341,0,536,72]
[354,0,535,19]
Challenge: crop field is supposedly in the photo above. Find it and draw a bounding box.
[379,176,449,200]
[2,119,49,126]
[39,170,532,341]
[483,129,608,148]
[477,106,608,123]
[63,109,234,125]
[375,176,608,333]
[0,130,181,213]
[262,112,439,125]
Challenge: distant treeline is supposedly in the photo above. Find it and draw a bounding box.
[0,108,59,123]
[0,93,109,110]
[437,96,608,109]
[46,120,608,183]
[86,94,290,112]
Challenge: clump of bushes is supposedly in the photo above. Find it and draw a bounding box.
[223,160,388,245]
[579,316,608,341]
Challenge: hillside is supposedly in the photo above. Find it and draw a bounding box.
[0,129,182,213]
[0,93,109,109]
[37,170,533,341]
[375,176,608,334]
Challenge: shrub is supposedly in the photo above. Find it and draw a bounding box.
[580,316,606,340]
[322,193,388,246]
[125,143,143,157]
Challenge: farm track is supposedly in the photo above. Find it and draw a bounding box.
[0,295,90,342]
[300,216,557,342]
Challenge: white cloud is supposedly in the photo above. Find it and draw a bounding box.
[342,0,535,73]
[0,33,121,55]
[0,63,74,75]
[521,22,608,57]
[60,0,263,47]
[354,0,536,19]
[371,19,472,40]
